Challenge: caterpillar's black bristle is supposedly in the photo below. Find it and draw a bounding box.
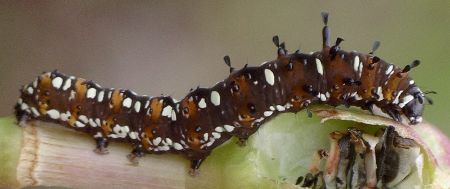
[279,42,285,50]
[223,55,234,73]
[321,12,329,25]
[403,60,420,73]
[321,12,330,48]
[335,37,344,46]
[223,55,231,67]
[272,35,280,48]
[373,56,380,63]
[370,41,381,54]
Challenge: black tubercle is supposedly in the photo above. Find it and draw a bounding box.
[370,41,381,55]
[321,12,329,25]
[247,103,257,114]
[330,37,344,59]
[402,60,420,73]
[223,55,234,73]
[369,56,381,69]
[273,35,287,56]
[343,78,361,86]
[321,12,330,48]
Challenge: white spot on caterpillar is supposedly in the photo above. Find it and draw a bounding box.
[264,69,275,86]
[122,98,132,108]
[215,127,224,132]
[376,86,384,101]
[393,90,404,104]
[108,134,118,139]
[62,78,71,90]
[224,125,235,132]
[210,91,221,106]
[253,81,258,85]
[238,114,245,121]
[153,137,162,146]
[171,110,177,121]
[87,88,96,99]
[206,138,216,147]
[78,115,88,123]
[399,95,414,108]
[325,92,330,98]
[385,65,394,75]
[355,94,363,101]
[353,56,360,72]
[212,132,221,139]
[20,103,29,110]
[108,91,113,99]
[52,77,63,89]
[284,102,293,109]
[31,107,40,116]
[134,101,141,112]
[161,105,172,118]
[264,111,273,117]
[315,58,324,75]
[97,91,104,102]
[276,105,285,111]
[198,98,207,108]
[89,118,97,127]
[129,132,139,140]
[113,124,130,138]
[165,138,173,145]
[203,133,209,141]
[17,98,23,104]
[69,90,76,101]
[320,93,327,101]
[158,146,170,151]
[416,116,423,123]
[144,100,150,108]
[409,80,415,85]
[358,62,363,77]
[27,87,34,94]
[75,121,85,127]
[173,142,183,150]
[95,118,101,126]
[93,132,103,138]
[46,109,60,119]
[32,79,38,88]
[269,106,275,111]
[60,111,71,121]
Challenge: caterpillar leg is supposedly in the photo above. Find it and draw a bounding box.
[189,159,204,176]
[127,146,145,166]
[362,102,375,115]
[93,137,109,155]
[385,108,402,122]
[236,137,248,147]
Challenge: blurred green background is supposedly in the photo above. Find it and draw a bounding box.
[0,1,449,136]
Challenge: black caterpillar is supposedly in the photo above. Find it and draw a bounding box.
[14,12,431,174]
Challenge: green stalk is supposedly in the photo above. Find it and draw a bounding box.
[0,106,448,188]
[0,117,22,188]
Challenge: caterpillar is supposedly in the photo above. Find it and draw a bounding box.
[14,12,431,175]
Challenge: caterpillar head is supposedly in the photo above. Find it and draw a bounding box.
[401,86,425,125]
